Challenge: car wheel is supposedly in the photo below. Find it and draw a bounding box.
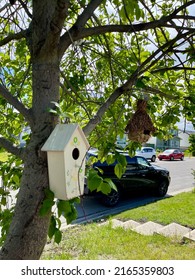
[156,181,168,197]
[100,188,121,207]
[181,156,184,161]
[151,155,156,162]
[170,156,174,161]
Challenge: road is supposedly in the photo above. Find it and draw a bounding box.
[69,157,195,226]
[1,158,195,229]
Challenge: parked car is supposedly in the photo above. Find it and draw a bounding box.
[135,147,156,162]
[158,149,184,161]
[85,150,170,206]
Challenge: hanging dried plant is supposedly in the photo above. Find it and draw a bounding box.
[125,99,155,143]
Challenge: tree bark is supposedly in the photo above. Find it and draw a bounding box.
[0,152,50,259]
[0,12,61,258]
[0,60,60,259]
[0,0,68,260]
[0,63,60,259]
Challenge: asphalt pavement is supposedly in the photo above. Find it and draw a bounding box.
[1,157,195,230]
[151,157,195,193]
[68,157,195,226]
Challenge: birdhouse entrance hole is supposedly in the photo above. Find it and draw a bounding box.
[72,148,80,160]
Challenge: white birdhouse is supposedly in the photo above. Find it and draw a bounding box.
[41,124,90,200]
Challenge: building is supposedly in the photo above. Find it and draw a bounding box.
[116,129,195,151]
[146,129,195,151]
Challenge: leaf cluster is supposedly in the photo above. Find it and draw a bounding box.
[0,154,23,190]
[86,146,140,196]
[39,189,80,244]
[0,153,23,245]
[188,134,195,155]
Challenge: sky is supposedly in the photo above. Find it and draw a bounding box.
[177,118,195,132]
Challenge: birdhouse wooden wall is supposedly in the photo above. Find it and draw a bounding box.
[41,124,90,200]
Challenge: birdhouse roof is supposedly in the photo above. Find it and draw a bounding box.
[41,123,89,151]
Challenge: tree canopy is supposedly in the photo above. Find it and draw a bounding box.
[0,0,195,259]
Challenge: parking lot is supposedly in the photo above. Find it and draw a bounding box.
[151,157,195,194]
[1,157,195,227]
[72,157,195,225]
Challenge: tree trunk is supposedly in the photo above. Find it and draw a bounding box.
[0,60,60,259]
[0,154,50,259]
[0,0,64,259]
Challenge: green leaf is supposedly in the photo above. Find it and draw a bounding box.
[47,108,58,115]
[116,153,127,167]
[114,163,124,179]
[70,197,80,204]
[48,215,56,239]
[97,181,111,195]
[57,200,71,216]
[57,200,77,224]
[0,188,9,196]
[50,101,60,108]
[106,154,115,165]
[44,189,55,200]
[135,79,146,88]
[87,169,103,191]
[1,197,7,206]
[128,142,141,157]
[65,205,77,224]
[56,217,62,228]
[103,178,117,191]
[54,228,62,244]
[12,174,20,185]
[39,199,55,216]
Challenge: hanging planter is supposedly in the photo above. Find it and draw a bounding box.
[125,99,155,143]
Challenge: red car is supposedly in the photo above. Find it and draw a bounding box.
[158,149,184,161]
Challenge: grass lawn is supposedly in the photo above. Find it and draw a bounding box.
[115,191,195,228]
[42,191,195,260]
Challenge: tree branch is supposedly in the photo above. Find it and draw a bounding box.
[74,0,104,28]
[152,66,195,73]
[76,21,195,40]
[83,29,194,136]
[18,0,32,18]
[170,0,195,16]
[0,84,34,127]
[59,0,104,57]
[59,15,195,57]
[60,71,91,119]
[141,86,178,100]
[137,31,195,77]
[83,73,137,137]
[51,0,69,30]
[0,137,25,159]
[0,30,27,47]
[0,3,9,13]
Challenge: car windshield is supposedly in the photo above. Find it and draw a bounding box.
[137,157,151,167]
[163,149,174,154]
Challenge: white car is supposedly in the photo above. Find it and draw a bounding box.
[136,147,156,162]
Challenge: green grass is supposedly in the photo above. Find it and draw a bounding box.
[115,192,195,228]
[42,191,195,260]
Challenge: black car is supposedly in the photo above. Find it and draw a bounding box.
[85,151,170,206]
